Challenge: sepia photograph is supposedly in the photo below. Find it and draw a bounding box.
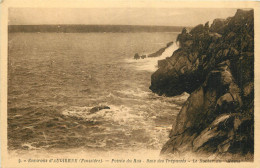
[1,0,259,167]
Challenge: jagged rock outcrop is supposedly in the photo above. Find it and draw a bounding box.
[150,9,254,160]
[134,41,173,59]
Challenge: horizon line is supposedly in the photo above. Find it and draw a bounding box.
[8,24,193,28]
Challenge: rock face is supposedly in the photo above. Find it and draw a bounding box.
[150,9,254,159]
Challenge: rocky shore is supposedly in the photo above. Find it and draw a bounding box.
[150,9,254,160]
[134,41,173,59]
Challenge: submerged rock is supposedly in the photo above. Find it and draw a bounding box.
[89,105,110,113]
[151,9,254,159]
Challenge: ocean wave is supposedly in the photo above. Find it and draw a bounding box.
[116,88,150,98]
[62,104,143,126]
[125,43,178,72]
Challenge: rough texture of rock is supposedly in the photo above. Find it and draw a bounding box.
[150,9,254,160]
[90,105,110,113]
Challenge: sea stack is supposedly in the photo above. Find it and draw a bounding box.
[150,9,254,160]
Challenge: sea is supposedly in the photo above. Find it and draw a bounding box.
[8,32,189,158]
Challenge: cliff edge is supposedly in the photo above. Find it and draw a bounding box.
[150,9,254,160]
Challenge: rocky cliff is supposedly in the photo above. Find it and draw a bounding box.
[150,9,254,160]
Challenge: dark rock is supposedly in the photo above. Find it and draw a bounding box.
[176,28,192,48]
[134,53,140,59]
[151,9,254,159]
[134,41,173,60]
[190,24,204,35]
[148,48,166,58]
[210,18,228,34]
[204,21,210,32]
[158,59,167,68]
[225,32,236,42]
[90,105,110,113]
[140,55,146,59]
[147,42,173,58]
[150,47,202,96]
[167,41,174,47]
[183,40,193,48]
[192,114,234,152]
[209,32,222,42]
[243,82,254,97]
[168,61,241,137]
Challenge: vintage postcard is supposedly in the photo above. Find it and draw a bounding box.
[1,0,260,167]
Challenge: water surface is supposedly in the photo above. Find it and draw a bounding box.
[8,32,188,155]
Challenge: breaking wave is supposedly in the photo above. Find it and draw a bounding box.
[125,43,178,72]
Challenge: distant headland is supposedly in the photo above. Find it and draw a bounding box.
[8,25,190,33]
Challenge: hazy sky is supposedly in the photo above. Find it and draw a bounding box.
[9,8,237,26]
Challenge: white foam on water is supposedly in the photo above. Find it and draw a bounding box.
[125,43,178,72]
[59,77,189,153]
[116,88,150,98]
[21,143,39,150]
[62,104,143,126]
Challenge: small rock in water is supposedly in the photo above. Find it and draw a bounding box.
[141,55,146,59]
[90,105,110,113]
[134,53,140,59]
